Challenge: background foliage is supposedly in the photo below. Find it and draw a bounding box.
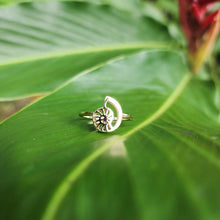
[0,0,220,220]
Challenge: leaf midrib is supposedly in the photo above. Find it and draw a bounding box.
[41,72,193,220]
[0,42,174,67]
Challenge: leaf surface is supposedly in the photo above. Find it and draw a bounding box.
[0,2,170,100]
[0,51,220,220]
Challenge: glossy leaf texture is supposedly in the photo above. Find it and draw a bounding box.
[1,51,220,220]
[0,2,171,100]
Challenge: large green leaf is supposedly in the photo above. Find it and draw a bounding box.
[0,2,171,100]
[1,51,220,220]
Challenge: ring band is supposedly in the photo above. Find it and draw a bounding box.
[79,112,133,121]
[79,96,133,133]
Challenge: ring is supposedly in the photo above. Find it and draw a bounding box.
[79,96,133,133]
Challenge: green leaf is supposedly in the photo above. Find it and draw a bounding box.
[156,0,178,19]
[0,2,171,100]
[1,51,220,220]
[0,0,138,11]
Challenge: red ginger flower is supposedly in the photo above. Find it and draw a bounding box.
[179,0,220,72]
[179,0,220,52]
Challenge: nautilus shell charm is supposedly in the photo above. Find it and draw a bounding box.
[93,107,114,132]
[93,96,123,133]
[79,96,132,133]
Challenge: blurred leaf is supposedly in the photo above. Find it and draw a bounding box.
[154,0,183,42]
[0,2,171,100]
[1,51,220,220]
[0,0,139,11]
[214,36,220,53]
[156,0,178,19]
